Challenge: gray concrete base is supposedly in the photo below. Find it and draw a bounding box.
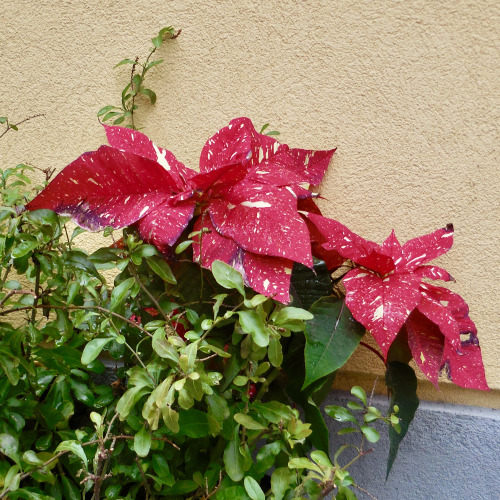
[324,391,500,500]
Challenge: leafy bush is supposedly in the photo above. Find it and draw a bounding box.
[0,26,487,499]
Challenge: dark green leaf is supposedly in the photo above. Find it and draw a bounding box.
[324,406,357,424]
[223,426,245,481]
[55,441,88,470]
[68,378,94,406]
[110,277,135,311]
[81,338,113,365]
[303,297,364,389]
[289,259,332,310]
[385,361,419,479]
[164,480,198,495]
[146,256,176,284]
[178,409,210,437]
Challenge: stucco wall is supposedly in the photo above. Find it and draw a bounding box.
[2,0,499,408]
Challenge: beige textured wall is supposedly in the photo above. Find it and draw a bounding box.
[2,0,499,408]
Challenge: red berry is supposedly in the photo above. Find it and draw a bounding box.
[247,383,257,400]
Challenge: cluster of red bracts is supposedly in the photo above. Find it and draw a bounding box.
[26,118,488,390]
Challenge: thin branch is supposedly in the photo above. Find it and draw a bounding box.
[368,376,379,406]
[196,353,218,362]
[360,341,385,363]
[318,483,336,499]
[353,484,379,500]
[0,113,45,140]
[340,448,374,471]
[30,260,41,324]
[0,289,36,307]
[135,456,152,500]
[128,263,172,326]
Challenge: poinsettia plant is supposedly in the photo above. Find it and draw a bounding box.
[26,117,488,394]
[0,25,489,500]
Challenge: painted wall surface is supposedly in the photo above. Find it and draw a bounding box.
[1,1,499,407]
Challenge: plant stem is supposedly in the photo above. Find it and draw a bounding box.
[341,448,373,471]
[128,263,172,327]
[0,113,45,139]
[30,258,41,324]
[360,341,385,363]
[254,367,281,401]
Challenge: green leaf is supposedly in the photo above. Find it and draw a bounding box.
[132,74,142,90]
[151,35,163,48]
[289,259,333,310]
[3,465,20,492]
[113,58,136,68]
[288,457,322,474]
[11,238,38,258]
[152,328,179,362]
[81,338,113,365]
[97,105,116,116]
[0,433,19,463]
[385,362,419,479]
[146,256,176,284]
[134,425,151,457]
[253,401,294,424]
[324,405,357,424]
[175,240,193,254]
[211,260,245,296]
[268,336,283,367]
[360,426,380,443]
[303,297,364,389]
[178,409,210,437]
[131,244,157,264]
[271,467,292,500]
[0,355,20,385]
[140,88,157,104]
[164,480,198,495]
[55,440,88,470]
[146,59,164,69]
[110,277,135,312]
[274,307,313,324]
[244,476,265,500]
[223,426,245,481]
[234,413,267,430]
[336,485,357,500]
[350,386,367,406]
[69,378,95,406]
[4,280,21,290]
[238,310,268,347]
[347,401,363,411]
[311,450,333,468]
[162,406,180,433]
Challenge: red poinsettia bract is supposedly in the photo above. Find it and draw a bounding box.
[26,118,336,302]
[307,214,488,390]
